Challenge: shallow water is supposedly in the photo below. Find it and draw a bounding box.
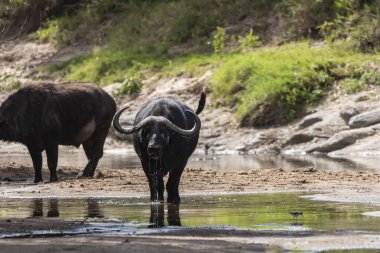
[1,193,380,238]
[2,149,380,251]
[2,148,380,171]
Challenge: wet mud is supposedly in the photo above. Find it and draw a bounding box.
[1,155,380,252]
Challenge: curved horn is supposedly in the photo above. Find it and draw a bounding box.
[113,106,138,135]
[161,110,201,137]
[113,106,201,137]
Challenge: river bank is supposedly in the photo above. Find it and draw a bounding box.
[1,159,380,252]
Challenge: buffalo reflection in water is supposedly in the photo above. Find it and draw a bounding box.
[30,198,181,228]
[31,198,59,217]
[149,203,181,228]
[31,198,103,218]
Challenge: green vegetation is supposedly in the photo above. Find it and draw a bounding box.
[118,68,143,96]
[212,43,380,126]
[2,0,380,126]
[37,0,278,88]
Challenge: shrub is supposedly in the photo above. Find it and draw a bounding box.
[340,78,366,94]
[275,0,340,39]
[238,31,261,51]
[319,0,380,52]
[212,26,226,53]
[119,69,143,95]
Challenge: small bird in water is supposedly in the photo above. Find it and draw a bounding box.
[290,211,303,219]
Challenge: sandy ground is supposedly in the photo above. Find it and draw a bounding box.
[1,161,380,252]
[1,162,380,206]
[0,232,277,253]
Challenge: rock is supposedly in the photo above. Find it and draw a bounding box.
[349,109,380,128]
[284,125,336,147]
[298,112,324,129]
[298,109,347,130]
[306,126,377,153]
[284,108,350,149]
[284,133,314,146]
[245,132,269,146]
[248,144,281,154]
[330,134,380,156]
[340,105,360,123]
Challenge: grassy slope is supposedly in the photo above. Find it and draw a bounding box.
[30,0,380,126]
[212,43,380,126]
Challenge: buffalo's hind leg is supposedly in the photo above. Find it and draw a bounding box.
[79,125,108,178]
[82,139,93,161]
[46,143,59,182]
[27,147,43,183]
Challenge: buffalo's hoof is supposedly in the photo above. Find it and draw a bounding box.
[34,178,43,184]
[47,210,60,217]
[150,199,164,204]
[167,197,181,204]
[76,172,93,179]
[49,177,58,183]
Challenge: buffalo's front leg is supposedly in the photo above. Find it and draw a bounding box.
[149,203,165,228]
[167,203,181,226]
[142,160,164,202]
[46,143,59,182]
[166,161,186,204]
[28,147,43,183]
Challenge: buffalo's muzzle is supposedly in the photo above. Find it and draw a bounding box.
[147,144,162,158]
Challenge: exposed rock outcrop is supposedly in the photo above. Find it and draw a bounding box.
[306,125,379,153]
[340,105,361,123]
[349,109,380,128]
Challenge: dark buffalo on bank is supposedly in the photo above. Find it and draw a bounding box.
[0,82,116,183]
[113,92,205,203]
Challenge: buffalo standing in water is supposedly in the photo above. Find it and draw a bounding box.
[113,92,205,203]
[0,82,116,183]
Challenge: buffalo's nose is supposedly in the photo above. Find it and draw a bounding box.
[147,144,162,155]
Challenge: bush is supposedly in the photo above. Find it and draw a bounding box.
[319,0,380,52]
[212,26,226,53]
[238,31,261,51]
[340,67,380,94]
[119,69,143,95]
[275,0,340,39]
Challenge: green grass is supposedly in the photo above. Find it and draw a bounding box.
[33,0,380,125]
[42,48,166,87]
[211,42,380,126]
[43,40,380,126]
[37,0,278,88]
[161,53,224,77]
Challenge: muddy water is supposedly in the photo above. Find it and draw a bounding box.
[1,193,380,238]
[2,147,380,171]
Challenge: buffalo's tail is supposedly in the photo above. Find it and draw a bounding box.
[195,89,206,115]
